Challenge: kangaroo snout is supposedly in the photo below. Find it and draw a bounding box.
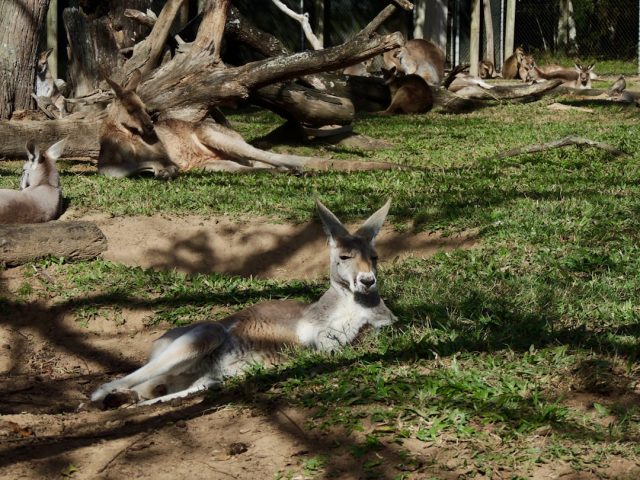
[357,272,377,292]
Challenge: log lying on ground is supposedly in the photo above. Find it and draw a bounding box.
[250,83,355,126]
[0,117,101,159]
[0,221,107,267]
[438,79,563,112]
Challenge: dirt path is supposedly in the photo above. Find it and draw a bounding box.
[75,213,477,279]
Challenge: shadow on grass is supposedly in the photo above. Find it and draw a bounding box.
[0,270,639,478]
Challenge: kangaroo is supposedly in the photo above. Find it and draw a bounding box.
[383,39,445,87]
[502,46,525,80]
[518,54,536,82]
[99,71,332,178]
[35,49,66,117]
[0,139,66,224]
[478,59,497,79]
[532,63,594,89]
[343,59,372,77]
[379,67,434,115]
[90,200,397,407]
[608,75,635,104]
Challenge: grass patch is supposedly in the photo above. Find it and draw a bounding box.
[2,90,640,476]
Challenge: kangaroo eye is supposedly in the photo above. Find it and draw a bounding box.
[339,255,352,260]
[371,256,378,261]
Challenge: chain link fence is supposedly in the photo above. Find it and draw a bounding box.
[237,0,640,76]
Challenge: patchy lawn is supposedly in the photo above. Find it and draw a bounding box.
[1,90,640,479]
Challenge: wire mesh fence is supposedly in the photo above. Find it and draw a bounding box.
[236,0,640,76]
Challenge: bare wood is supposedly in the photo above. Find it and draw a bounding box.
[359,5,398,37]
[469,0,481,77]
[482,0,495,64]
[0,221,107,267]
[139,32,404,117]
[504,0,516,59]
[0,118,101,158]
[491,135,628,161]
[271,0,323,50]
[47,0,58,78]
[124,0,187,79]
[0,0,50,118]
[392,0,415,9]
[193,0,231,61]
[124,9,157,28]
[225,6,289,57]
[252,83,354,126]
[451,78,562,100]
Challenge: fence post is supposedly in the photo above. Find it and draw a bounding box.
[504,0,516,63]
[638,0,640,74]
[47,0,58,79]
[470,0,481,76]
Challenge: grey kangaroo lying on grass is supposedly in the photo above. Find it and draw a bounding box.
[91,200,397,408]
[0,139,66,224]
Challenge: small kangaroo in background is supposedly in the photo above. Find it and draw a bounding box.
[532,63,595,89]
[35,49,66,117]
[0,139,66,224]
[379,67,434,115]
[478,59,497,79]
[502,46,525,79]
[383,39,445,87]
[91,200,397,407]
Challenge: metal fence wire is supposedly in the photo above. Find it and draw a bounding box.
[235,0,640,74]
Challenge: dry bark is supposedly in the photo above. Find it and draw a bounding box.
[63,1,152,97]
[0,221,107,267]
[0,117,101,159]
[0,0,50,119]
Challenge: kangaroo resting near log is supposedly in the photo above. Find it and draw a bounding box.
[91,200,397,408]
[0,139,66,224]
[99,71,400,178]
[383,39,445,87]
[379,67,434,115]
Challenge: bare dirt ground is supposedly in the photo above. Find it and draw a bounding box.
[2,215,637,479]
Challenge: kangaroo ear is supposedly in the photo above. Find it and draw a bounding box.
[25,140,39,161]
[316,200,349,244]
[574,63,582,72]
[45,138,66,161]
[38,49,53,63]
[105,76,125,98]
[124,69,142,92]
[356,199,391,243]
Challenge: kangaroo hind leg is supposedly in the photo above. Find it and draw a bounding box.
[91,322,228,406]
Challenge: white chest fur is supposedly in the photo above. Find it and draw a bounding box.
[296,301,370,351]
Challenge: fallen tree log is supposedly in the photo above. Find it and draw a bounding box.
[438,79,563,112]
[0,221,107,267]
[250,83,355,126]
[0,117,101,159]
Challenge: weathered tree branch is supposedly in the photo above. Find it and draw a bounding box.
[271,0,323,50]
[123,0,187,80]
[193,0,230,61]
[138,32,403,118]
[251,83,354,126]
[490,135,628,160]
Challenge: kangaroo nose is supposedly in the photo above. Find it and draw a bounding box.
[360,277,375,288]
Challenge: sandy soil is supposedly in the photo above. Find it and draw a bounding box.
[64,212,478,279]
[1,214,637,479]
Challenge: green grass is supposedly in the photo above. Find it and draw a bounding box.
[532,53,638,75]
[2,94,640,477]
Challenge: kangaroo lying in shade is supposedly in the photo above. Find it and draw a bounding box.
[0,139,66,224]
[91,200,397,408]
